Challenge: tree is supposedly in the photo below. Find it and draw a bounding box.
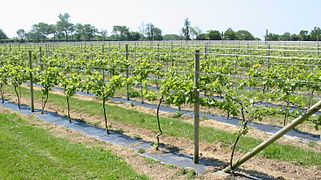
[16,29,26,41]
[310,27,321,41]
[207,30,222,40]
[26,31,46,42]
[145,23,155,40]
[110,26,143,41]
[100,29,108,40]
[196,33,207,40]
[298,30,309,41]
[33,23,55,37]
[74,23,97,41]
[181,18,191,40]
[74,23,83,41]
[279,32,292,41]
[82,24,97,40]
[266,33,279,41]
[0,29,8,40]
[56,13,74,41]
[138,23,146,35]
[28,23,56,41]
[128,32,141,41]
[224,28,237,40]
[190,26,202,40]
[163,34,182,40]
[291,33,299,41]
[145,23,163,41]
[236,30,255,40]
[111,25,131,40]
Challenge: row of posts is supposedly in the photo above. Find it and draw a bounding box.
[25,44,317,173]
[26,45,202,164]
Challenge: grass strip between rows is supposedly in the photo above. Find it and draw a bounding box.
[0,111,147,179]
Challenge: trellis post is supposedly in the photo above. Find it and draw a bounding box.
[193,50,200,164]
[28,50,34,112]
[125,44,130,101]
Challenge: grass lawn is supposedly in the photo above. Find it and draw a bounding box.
[3,85,321,169]
[0,112,147,179]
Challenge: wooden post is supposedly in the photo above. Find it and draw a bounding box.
[102,45,105,82]
[193,50,200,164]
[317,40,320,57]
[125,44,130,101]
[317,30,320,56]
[156,43,160,63]
[28,51,35,112]
[45,44,48,56]
[265,29,269,45]
[204,43,207,60]
[101,44,105,55]
[39,47,43,71]
[134,42,137,60]
[267,44,271,69]
[223,99,321,173]
[170,43,174,67]
[234,47,237,73]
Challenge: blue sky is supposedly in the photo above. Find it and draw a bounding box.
[1,0,321,38]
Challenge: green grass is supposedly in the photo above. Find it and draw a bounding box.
[0,112,147,179]
[3,85,321,169]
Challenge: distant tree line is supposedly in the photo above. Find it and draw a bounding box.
[266,27,321,41]
[0,13,320,42]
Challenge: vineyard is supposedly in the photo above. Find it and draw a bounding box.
[1,41,321,178]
